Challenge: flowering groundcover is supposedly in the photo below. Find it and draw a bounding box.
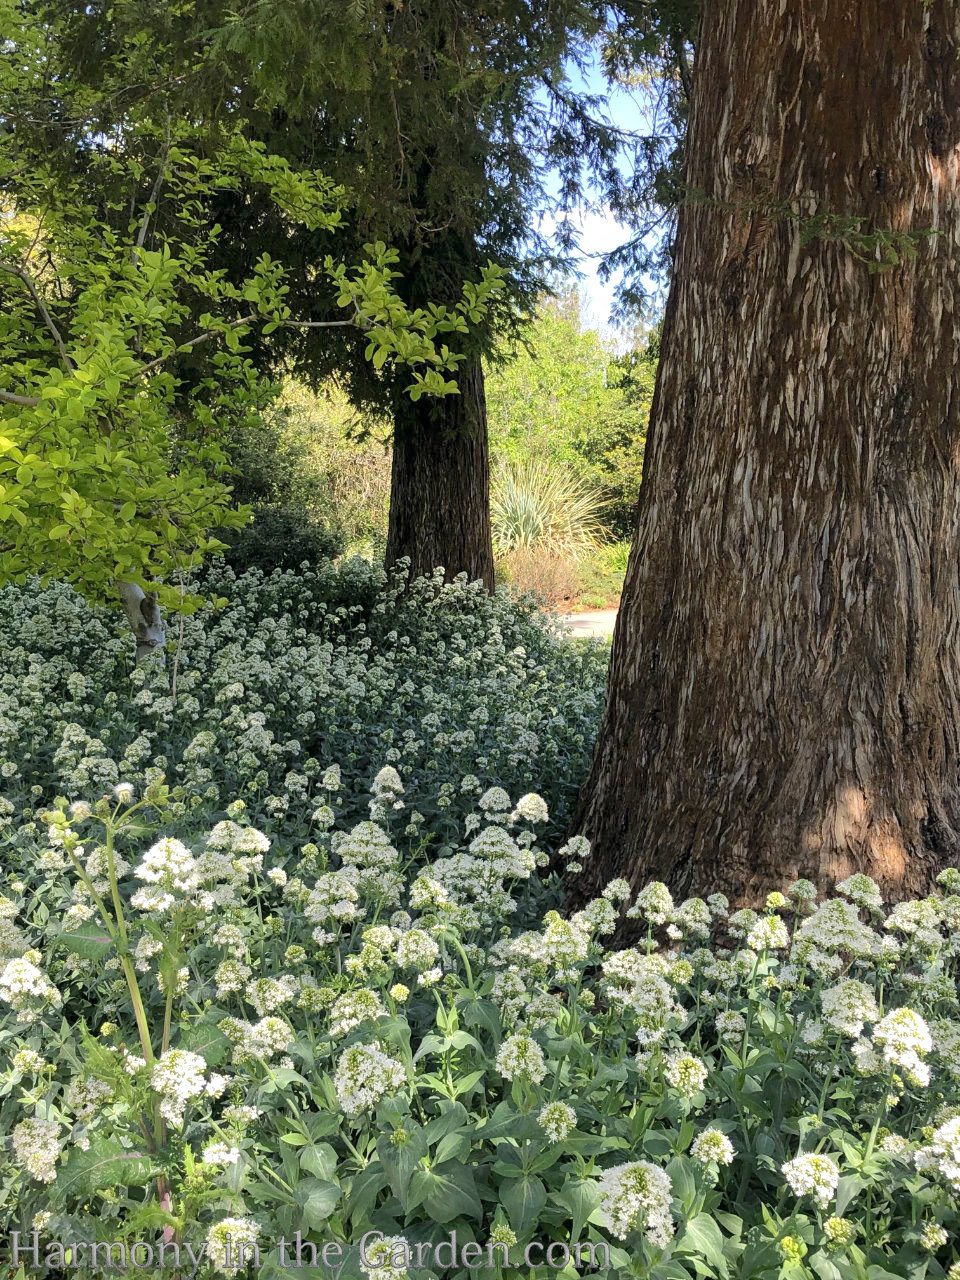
[0,565,958,1278]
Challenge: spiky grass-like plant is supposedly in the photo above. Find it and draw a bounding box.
[491,459,608,558]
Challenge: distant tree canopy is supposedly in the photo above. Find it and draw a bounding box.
[4,0,699,593]
[0,3,504,634]
[486,290,656,536]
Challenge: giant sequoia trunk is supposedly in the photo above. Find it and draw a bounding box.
[574,0,960,907]
[385,352,495,589]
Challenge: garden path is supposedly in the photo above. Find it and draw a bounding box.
[560,608,618,639]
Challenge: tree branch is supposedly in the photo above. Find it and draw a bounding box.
[135,314,357,377]
[0,388,41,407]
[133,117,172,264]
[280,319,356,328]
[135,313,258,376]
[0,261,75,373]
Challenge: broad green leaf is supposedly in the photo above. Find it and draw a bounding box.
[553,1176,602,1240]
[177,1020,232,1066]
[500,1174,547,1237]
[377,1123,428,1209]
[56,1141,153,1197]
[834,1174,863,1217]
[676,1214,727,1272]
[294,1178,340,1229]
[408,1161,481,1223]
[58,922,113,959]
[300,1142,338,1181]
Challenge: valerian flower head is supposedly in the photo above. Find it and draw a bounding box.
[206,1219,260,1275]
[873,1007,932,1086]
[664,1052,709,1098]
[630,881,674,926]
[746,915,790,951]
[0,957,62,1023]
[395,929,440,972]
[538,1102,577,1142]
[597,1161,675,1246]
[495,1034,547,1084]
[479,786,512,816]
[359,1235,411,1280]
[824,1217,856,1248]
[334,1042,406,1117]
[511,793,548,825]
[329,989,386,1038]
[133,837,199,891]
[150,1049,217,1127]
[782,1153,840,1209]
[836,873,884,912]
[921,1223,948,1251]
[690,1128,734,1165]
[915,1117,960,1191]
[12,1047,45,1074]
[557,835,591,863]
[820,979,879,1038]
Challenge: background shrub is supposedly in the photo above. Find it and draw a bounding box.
[213,506,346,576]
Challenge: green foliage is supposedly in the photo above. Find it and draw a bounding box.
[0,565,606,838]
[213,507,345,577]
[1,571,959,1276]
[794,211,938,271]
[258,382,393,558]
[486,291,653,536]
[41,0,644,413]
[598,0,700,309]
[495,545,586,610]
[575,540,632,608]
[0,12,505,609]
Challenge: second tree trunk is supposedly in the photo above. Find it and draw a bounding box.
[386,353,495,589]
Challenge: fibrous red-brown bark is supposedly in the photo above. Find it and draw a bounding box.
[574,0,960,907]
[385,352,495,589]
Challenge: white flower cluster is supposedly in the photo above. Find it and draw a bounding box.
[690,1128,734,1165]
[359,1235,411,1280]
[873,1008,932,1086]
[0,956,62,1023]
[334,1042,406,1117]
[12,1117,62,1182]
[495,1034,547,1084]
[597,1161,675,1246]
[334,821,402,903]
[664,1052,709,1098]
[131,837,199,913]
[203,1142,242,1166]
[538,1102,577,1142]
[150,1049,226,1127]
[782,1152,840,1209]
[329,989,386,1038]
[65,1076,113,1119]
[820,979,879,1038]
[305,872,362,937]
[245,975,297,1017]
[206,1218,260,1275]
[395,929,440,973]
[11,1047,45,1074]
[601,951,683,1045]
[220,1016,294,1064]
[915,1116,960,1191]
